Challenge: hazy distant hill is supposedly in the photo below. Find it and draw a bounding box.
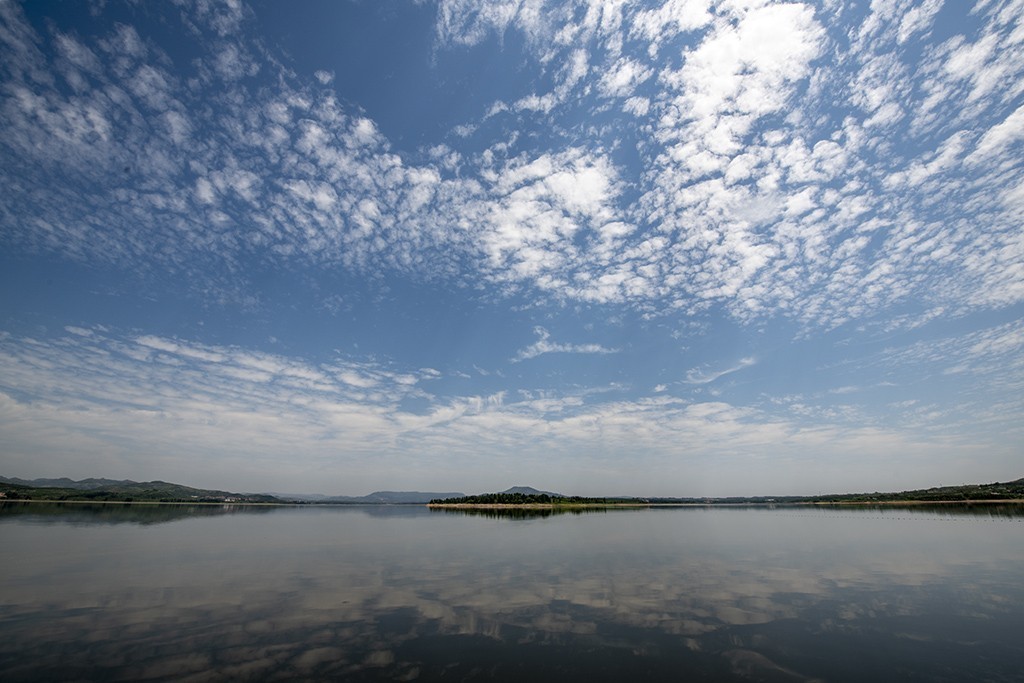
[501,486,563,497]
[284,491,466,504]
[0,477,282,503]
[353,491,466,504]
[0,477,465,505]
[264,490,466,504]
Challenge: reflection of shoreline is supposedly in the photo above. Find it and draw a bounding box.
[808,501,1024,516]
[0,501,281,525]
[429,499,1024,508]
[432,506,625,519]
[427,503,643,509]
[815,499,1024,505]
[429,501,1024,519]
[1,499,296,506]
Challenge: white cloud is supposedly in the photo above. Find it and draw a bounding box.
[684,357,756,385]
[599,58,651,98]
[969,103,1024,163]
[897,0,944,44]
[434,0,560,48]
[661,3,823,126]
[0,327,1018,493]
[630,0,713,51]
[622,96,650,116]
[1,0,1023,338]
[511,326,618,362]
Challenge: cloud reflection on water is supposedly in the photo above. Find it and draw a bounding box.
[1,504,1022,681]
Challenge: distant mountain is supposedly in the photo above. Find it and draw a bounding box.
[501,486,563,497]
[355,491,466,504]
[265,490,466,504]
[0,477,463,505]
[262,492,332,502]
[313,491,462,504]
[0,477,281,503]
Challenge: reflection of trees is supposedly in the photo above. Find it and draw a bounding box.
[0,501,280,526]
[814,503,1024,518]
[433,506,629,520]
[432,503,1024,519]
[430,493,627,505]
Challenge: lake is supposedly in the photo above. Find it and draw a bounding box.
[1,502,1022,682]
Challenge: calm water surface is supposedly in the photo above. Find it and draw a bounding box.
[1,502,1022,681]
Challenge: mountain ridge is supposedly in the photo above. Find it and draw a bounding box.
[274,490,468,504]
[0,477,464,504]
[501,485,563,497]
[0,476,278,503]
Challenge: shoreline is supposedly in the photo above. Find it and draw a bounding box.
[427,499,1024,509]
[3,498,1022,508]
[0,498,299,506]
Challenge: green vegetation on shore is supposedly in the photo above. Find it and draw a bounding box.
[430,478,1024,507]
[713,478,1024,504]
[0,479,282,504]
[4,476,1022,507]
[428,492,631,505]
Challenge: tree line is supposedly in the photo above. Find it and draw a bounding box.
[429,493,617,505]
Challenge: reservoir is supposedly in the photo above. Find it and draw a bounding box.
[1,502,1022,681]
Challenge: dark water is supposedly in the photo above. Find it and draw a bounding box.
[2,503,1023,682]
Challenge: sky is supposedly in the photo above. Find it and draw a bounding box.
[0,0,1022,497]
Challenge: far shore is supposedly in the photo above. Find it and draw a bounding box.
[427,499,1024,509]
[4,498,1023,508]
[0,498,298,506]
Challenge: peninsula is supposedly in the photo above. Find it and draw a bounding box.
[428,479,1024,508]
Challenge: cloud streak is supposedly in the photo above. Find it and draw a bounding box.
[684,357,757,385]
[1,327,1007,495]
[511,327,619,362]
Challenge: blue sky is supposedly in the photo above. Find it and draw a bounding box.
[1,0,1022,497]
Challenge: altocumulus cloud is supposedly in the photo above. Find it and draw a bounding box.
[1,1,1022,322]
